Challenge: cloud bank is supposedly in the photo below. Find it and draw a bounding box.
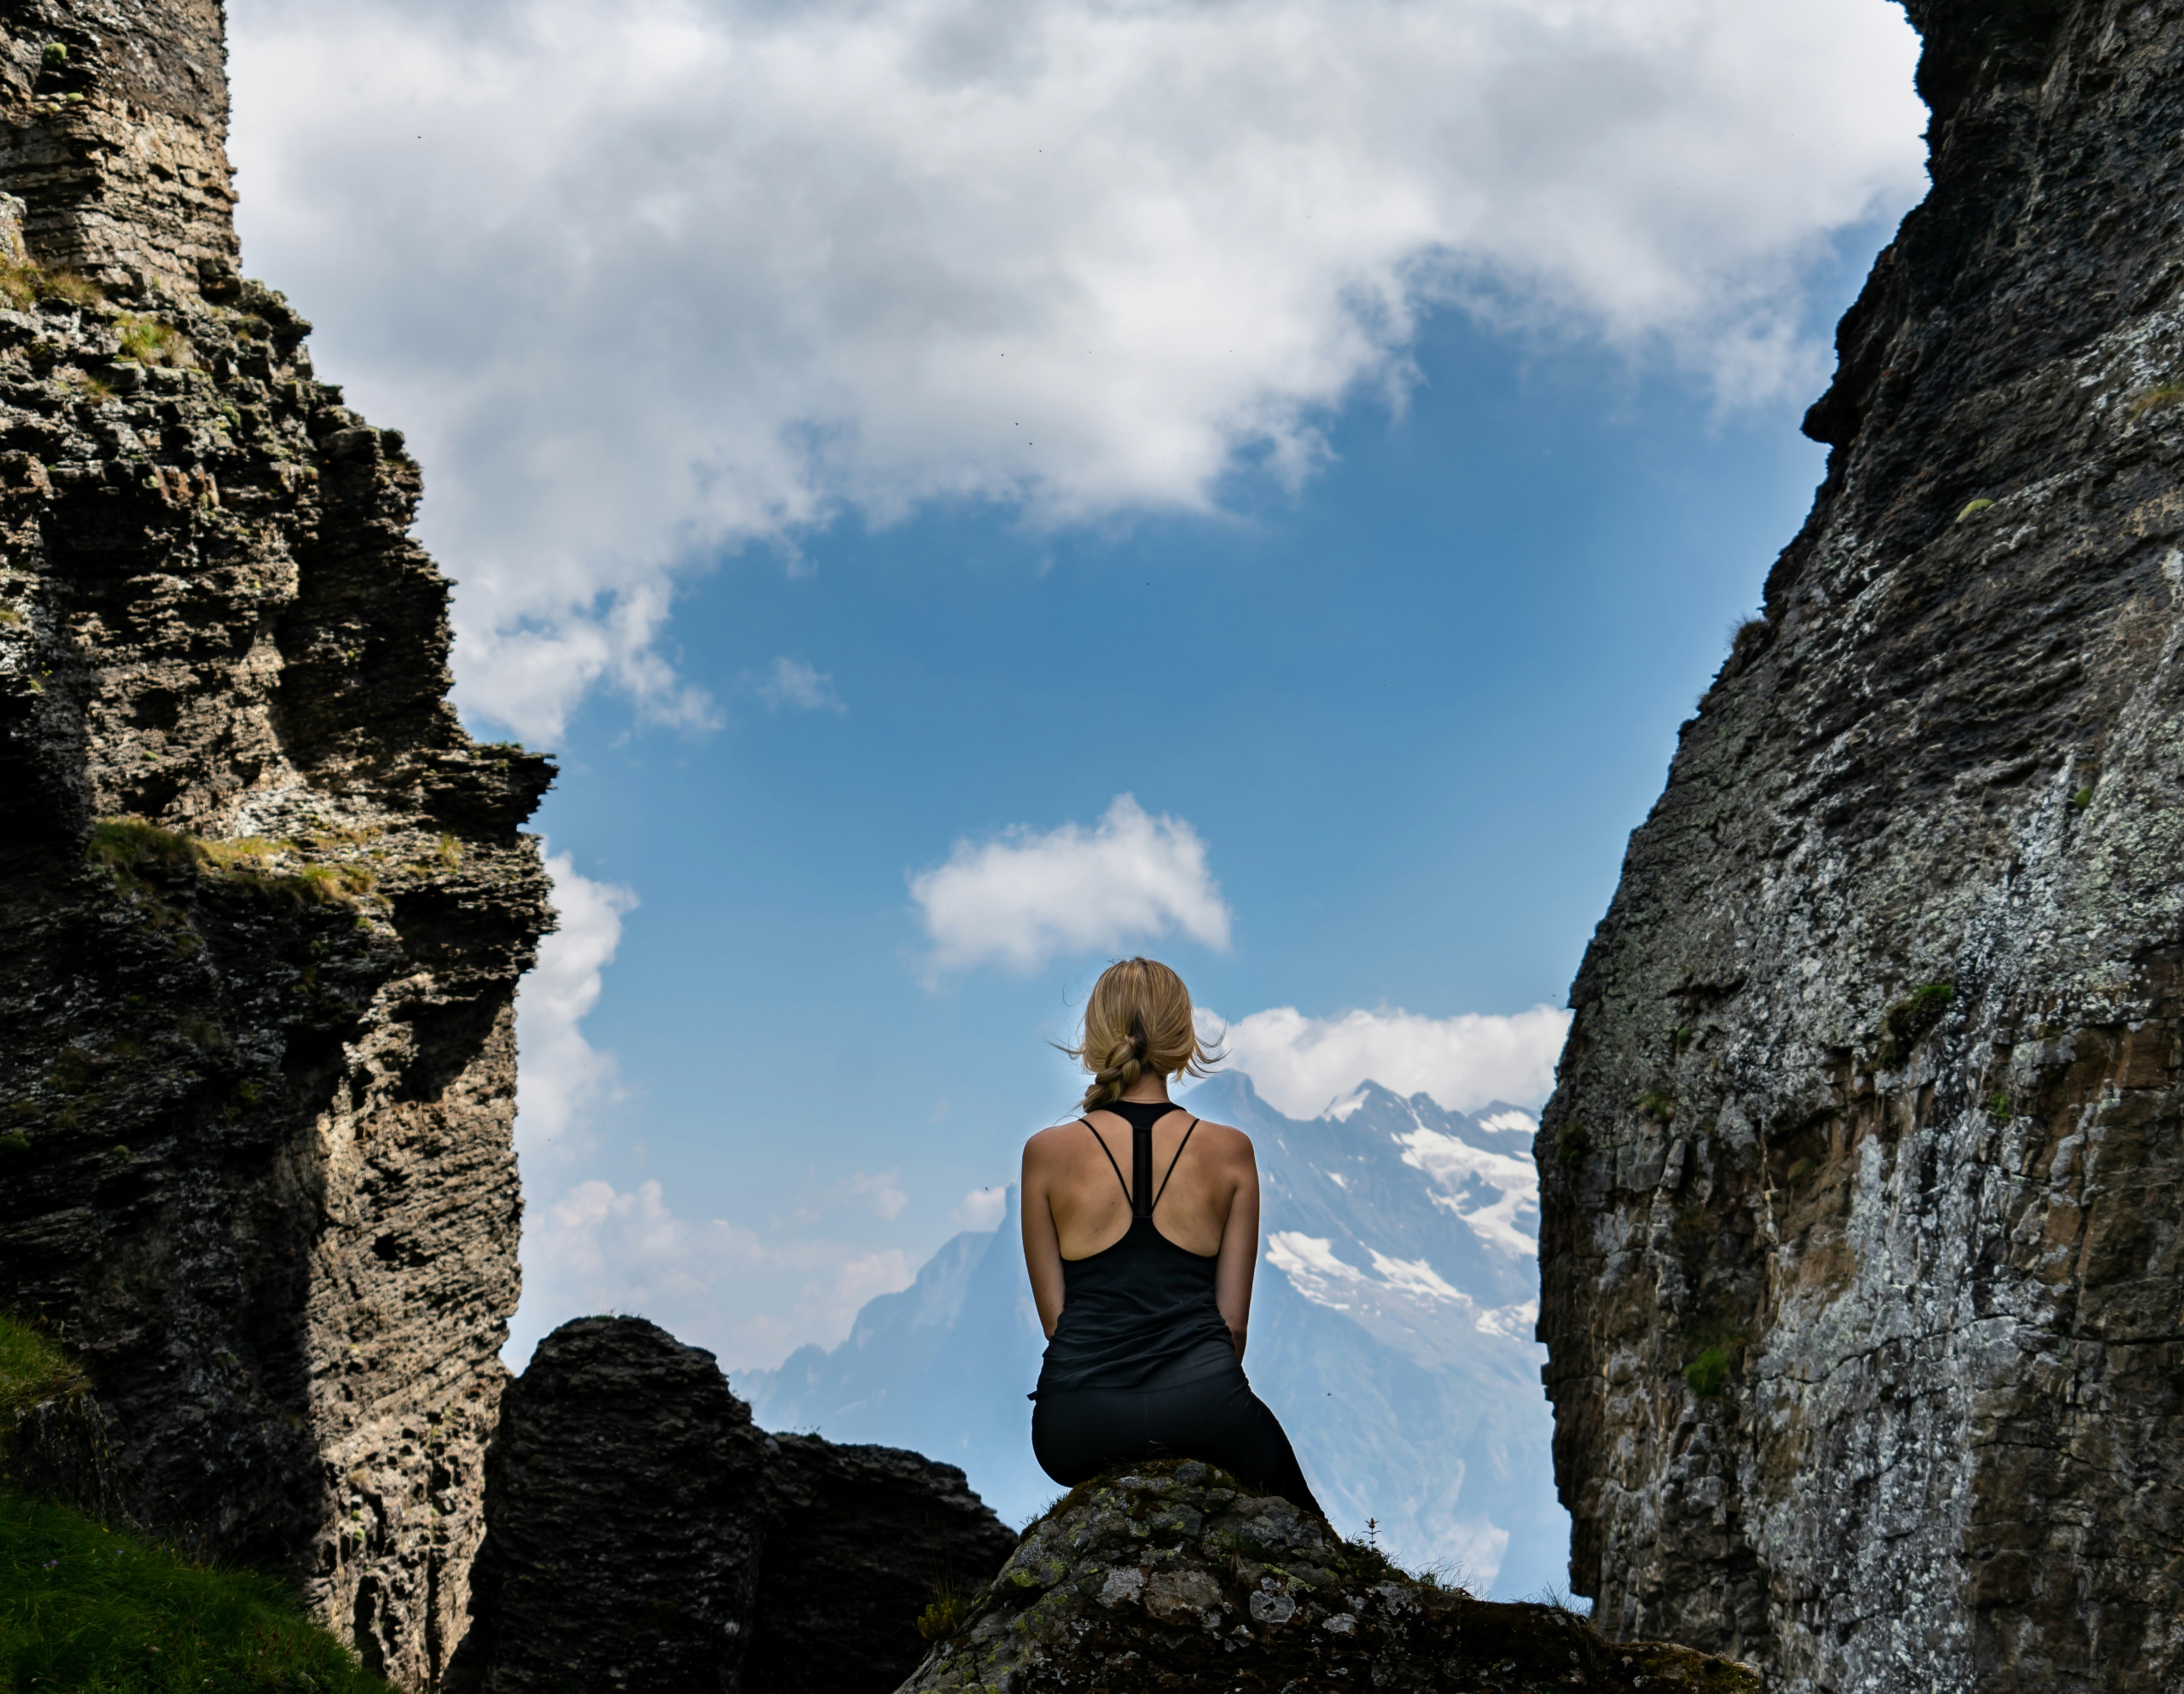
[227,0,1925,739]
[514,851,639,1165]
[910,793,1230,978]
[1205,1003,1570,1118]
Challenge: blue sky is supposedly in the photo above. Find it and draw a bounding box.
[224,0,1929,1369]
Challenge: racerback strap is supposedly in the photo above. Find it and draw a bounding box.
[1080,1110,1200,1219]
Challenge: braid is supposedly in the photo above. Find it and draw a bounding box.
[1063,958,1220,1113]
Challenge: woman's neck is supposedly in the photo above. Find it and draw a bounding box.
[1118,1076,1171,1104]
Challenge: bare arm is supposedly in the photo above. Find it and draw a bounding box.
[1214,1140,1259,1360]
[1021,1136,1066,1339]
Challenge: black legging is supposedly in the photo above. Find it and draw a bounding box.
[1032,1350,1325,1520]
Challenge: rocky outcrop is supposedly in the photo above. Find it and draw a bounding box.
[0,3,553,1686]
[899,1459,1759,1693]
[458,1317,1020,1694]
[749,1436,1021,1694]
[1540,3,2184,1690]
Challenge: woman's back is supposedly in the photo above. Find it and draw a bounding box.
[1037,1105,1253,1261]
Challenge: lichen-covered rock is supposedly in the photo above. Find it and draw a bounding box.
[1540,3,2184,1690]
[0,3,552,1685]
[897,1459,1759,1694]
[451,1318,772,1694]
[746,1436,1023,1694]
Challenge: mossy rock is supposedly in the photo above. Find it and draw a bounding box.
[897,1459,1761,1692]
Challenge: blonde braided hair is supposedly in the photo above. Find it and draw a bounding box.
[1065,956,1220,1111]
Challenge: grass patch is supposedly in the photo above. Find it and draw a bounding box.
[1955,497,1995,522]
[1987,1090,2012,1124]
[1634,1088,1676,1124]
[2071,786,2094,810]
[89,819,375,909]
[0,1482,390,1691]
[1554,1121,1590,1172]
[115,317,189,368]
[1876,983,1954,1070]
[0,1315,83,1424]
[1683,1347,1734,1398]
[0,1316,388,1691]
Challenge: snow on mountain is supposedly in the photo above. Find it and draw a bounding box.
[739,1071,1565,1598]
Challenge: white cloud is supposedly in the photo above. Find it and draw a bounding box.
[516,1176,916,1372]
[226,0,1925,740]
[750,656,846,715]
[952,1186,1009,1230]
[514,851,639,1164]
[909,793,1229,978]
[841,1169,910,1221]
[1205,1003,1570,1118]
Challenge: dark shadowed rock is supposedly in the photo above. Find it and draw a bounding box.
[0,4,552,1684]
[456,1316,1021,1694]
[454,1317,770,1693]
[897,1459,1759,1694]
[746,1436,1022,1694]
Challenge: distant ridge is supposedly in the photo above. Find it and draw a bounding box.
[743,1071,1567,1597]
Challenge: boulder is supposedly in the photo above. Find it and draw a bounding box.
[745,1436,1022,1693]
[897,1459,1759,1694]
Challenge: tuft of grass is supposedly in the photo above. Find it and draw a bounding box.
[88,818,196,875]
[1785,1157,1815,1183]
[434,833,462,868]
[1955,497,1995,522]
[116,316,190,368]
[2128,383,2184,421]
[2071,786,2094,810]
[0,1315,83,1424]
[1987,1090,2012,1124]
[1876,983,1955,1070]
[0,1132,28,1154]
[1554,1121,1591,1172]
[914,1581,969,1642]
[38,270,102,308]
[1635,1088,1676,1124]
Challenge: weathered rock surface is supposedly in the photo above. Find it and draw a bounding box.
[0,3,553,1685]
[900,1459,1759,1694]
[1541,3,2184,1690]
[458,1317,1020,1694]
[748,1435,1021,1694]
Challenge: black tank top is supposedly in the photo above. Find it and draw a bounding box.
[1034,1100,1237,1395]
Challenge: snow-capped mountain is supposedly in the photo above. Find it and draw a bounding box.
[740,1072,1565,1598]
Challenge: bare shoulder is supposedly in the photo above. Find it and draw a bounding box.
[1186,1117,1255,1164]
[1023,1121,1087,1164]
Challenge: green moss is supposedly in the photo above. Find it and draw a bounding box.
[0,1132,27,1155]
[2128,382,2184,420]
[1553,1121,1590,1172]
[1987,1090,2012,1123]
[0,1314,82,1423]
[1876,983,1954,1070]
[1683,1346,1734,1398]
[1955,497,1995,522]
[915,1582,969,1641]
[2071,786,2094,810]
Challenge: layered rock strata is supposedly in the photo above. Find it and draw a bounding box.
[456,1318,1019,1694]
[899,1459,1759,1694]
[0,3,553,1685]
[1541,3,2184,1689]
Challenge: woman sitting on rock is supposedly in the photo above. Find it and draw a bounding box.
[1021,956,1325,1518]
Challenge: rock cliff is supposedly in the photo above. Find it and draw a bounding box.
[899,1459,1759,1694]
[456,1317,1020,1694]
[1540,2,2184,1688]
[0,3,553,1685]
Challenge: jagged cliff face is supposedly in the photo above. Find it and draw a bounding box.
[1540,3,2184,1689]
[0,4,551,1687]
